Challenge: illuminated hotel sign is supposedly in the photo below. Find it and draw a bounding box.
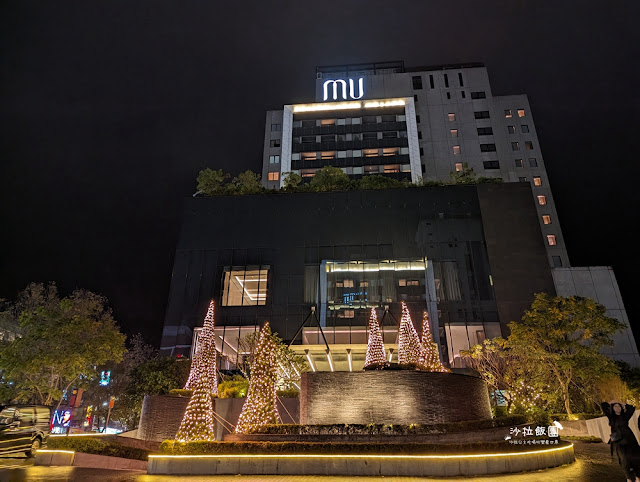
[293,99,405,113]
[323,78,364,101]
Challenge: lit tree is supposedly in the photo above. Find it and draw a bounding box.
[184,300,218,396]
[417,311,450,372]
[175,372,216,442]
[398,301,421,365]
[364,307,387,368]
[235,322,280,433]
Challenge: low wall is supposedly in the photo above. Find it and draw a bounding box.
[586,412,640,443]
[148,444,575,476]
[216,398,299,440]
[301,371,491,425]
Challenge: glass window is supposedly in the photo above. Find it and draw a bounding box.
[474,111,490,119]
[452,145,461,155]
[382,131,399,139]
[352,149,362,157]
[267,172,279,181]
[514,159,523,168]
[470,91,486,99]
[542,215,551,225]
[292,120,302,128]
[525,141,534,150]
[552,256,563,267]
[271,124,282,131]
[384,164,400,173]
[517,109,526,117]
[521,124,530,133]
[321,135,336,142]
[483,160,500,169]
[399,147,409,155]
[537,195,547,205]
[448,113,456,122]
[507,125,516,134]
[270,139,281,148]
[321,151,336,160]
[547,235,557,246]
[412,75,423,90]
[336,118,346,126]
[337,151,347,158]
[511,142,520,151]
[301,169,316,178]
[455,162,463,172]
[222,267,269,306]
[269,155,280,164]
[477,127,493,135]
[320,119,336,125]
[302,152,316,160]
[519,177,528,182]
[450,129,458,138]
[363,132,378,140]
[529,158,538,167]
[351,117,362,125]
[383,147,399,156]
[480,144,497,152]
[353,166,363,174]
[291,153,300,161]
[533,177,542,186]
[301,136,315,143]
[504,109,513,118]
[401,164,411,172]
[364,148,378,157]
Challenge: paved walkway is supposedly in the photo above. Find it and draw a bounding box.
[0,441,629,481]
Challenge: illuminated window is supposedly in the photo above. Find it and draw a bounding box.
[505,109,513,118]
[525,141,534,150]
[517,109,526,117]
[337,310,355,319]
[383,147,399,156]
[222,267,268,306]
[447,129,457,138]
[455,162,463,172]
[542,215,551,225]
[267,172,279,181]
[547,235,557,246]
[364,149,378,157]
[412,76,423,90]
[537,195,547,205]
[270,139,280,148]
[452,145,461,155]
[321,118,336,125]
[448,113,456,122]
[529,158,538,167]
[302,152,316,161]
[343,279,354,288]
[533,177,542,186]
[321,151,336,160]
[384,164,400,173]
[511,142,520,151]
[301,169,316,178]
[474,111,490,119]
[521,124,530,133]
[269,155,280,164]
[515,159,523,168]
[271,124,281,131]
[507,125,516,134]
[364,165,380,173]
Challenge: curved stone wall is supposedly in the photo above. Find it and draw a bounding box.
[300,371,491,425]
[137,395,190,442]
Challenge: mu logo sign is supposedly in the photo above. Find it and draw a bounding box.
[322,78,364,101]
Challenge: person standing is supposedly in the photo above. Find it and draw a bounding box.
[602,401,640,482]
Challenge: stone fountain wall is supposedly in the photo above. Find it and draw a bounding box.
[300,371,491,425]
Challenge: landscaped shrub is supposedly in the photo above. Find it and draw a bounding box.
[47,437,150,461]
[218,375,249,398]
[550,413,603,421]
[160,439,569,455]
[168,389,193,397]
[248,415,528,436]
[276,389,299,398]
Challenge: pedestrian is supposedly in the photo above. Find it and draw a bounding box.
[601,401,640,482]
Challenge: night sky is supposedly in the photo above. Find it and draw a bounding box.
[1,1,639,348]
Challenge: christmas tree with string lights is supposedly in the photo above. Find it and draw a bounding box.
[417,310,450,372]
[364,307,388,369]
[235,322,280,434]
[175,371,216,441]
[398,301,422,365]
[184,300,218,396]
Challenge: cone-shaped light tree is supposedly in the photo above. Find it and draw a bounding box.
[398,301,422,365]
[417,310,450,372]
[175,372,216,441]
[364,307,387,368]
[184,300,218,396]
[235,322,280,434]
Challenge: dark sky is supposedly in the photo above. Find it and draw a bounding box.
[1,1,639,348]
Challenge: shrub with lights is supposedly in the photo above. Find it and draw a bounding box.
[417,310,450,373]
[175,371,216,442]
[184,300,218,396]
[364,307,388,369]
[235,322,281,434]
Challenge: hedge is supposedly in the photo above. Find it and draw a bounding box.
[47,437,150,461]
[247,415,528,436]
[160,439,570,455]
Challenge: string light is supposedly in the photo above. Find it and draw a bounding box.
[184,300,218,396]
[364,307,387,368]
[417,310,450,373]
[175,371,216,442]
[398,301,421,365]
[235,322,281,434]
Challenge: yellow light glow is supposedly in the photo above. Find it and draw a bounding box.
[293,102,362,113]
[37,449,76,455]
[347,349,353,372]
[149,443,572,460]
[364,99,406,108]
[50,433,111,437]
[326,349,335,372]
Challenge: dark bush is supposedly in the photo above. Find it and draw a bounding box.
[48,437,150,461]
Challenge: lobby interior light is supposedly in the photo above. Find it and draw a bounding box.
[347,349,353,372]
[326,349,335,372]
